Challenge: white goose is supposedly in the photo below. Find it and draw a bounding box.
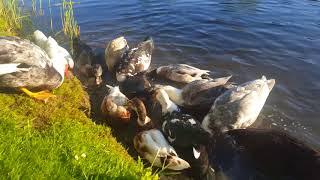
[202,76,276,135]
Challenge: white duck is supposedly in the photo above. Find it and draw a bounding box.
[202,76,276,135]
[133,129,190,170]
[160,76,233,110]
[0,35,72,102]
[33,30,74,69]
[152,64,211,84]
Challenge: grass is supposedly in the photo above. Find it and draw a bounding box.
[0,1,158,179]
[0,78,157,179]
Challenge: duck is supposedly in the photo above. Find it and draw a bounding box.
[0,35,72,102]
[162,119,320,179]
[105,36,129,73]
[100,84,153,125]
[33,30,74,70]
[160,75,233,111]
[101,85,131,123]
[133,129,190,171]
[152,88,201,143]
[115,36,154,82]
[72,37,103,86]
[150,64,211,84]
[119,73,152,99]
[202,76,275,135]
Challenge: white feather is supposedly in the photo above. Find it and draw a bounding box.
[0,63,30,76]
[162,85,184,106]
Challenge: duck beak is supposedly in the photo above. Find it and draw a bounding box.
[64,64,69,79]
[193,147,201,159]
[162,155,191,170]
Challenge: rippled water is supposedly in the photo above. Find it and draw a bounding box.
[26,0,320,148]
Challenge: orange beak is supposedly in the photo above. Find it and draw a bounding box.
[64,64,69,78]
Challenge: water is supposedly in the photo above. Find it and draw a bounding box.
[27,0,320,151]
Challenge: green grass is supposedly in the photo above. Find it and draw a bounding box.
[0,78,157,179]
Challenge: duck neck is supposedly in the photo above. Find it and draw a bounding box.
[129,98,151,126]
[163,86,184,106]
[52,57,66,80]
[156,89,179,114]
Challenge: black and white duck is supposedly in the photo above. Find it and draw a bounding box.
[151,64,211,84]
[160,76,233,111]
[105,36,129,73]
[152,88,201,143]
[115,36,154,82]
[119,97,190,171]
[133,129,191,171]
[162,120,320,180]
[202,76,275,134]
[0,34,73,102]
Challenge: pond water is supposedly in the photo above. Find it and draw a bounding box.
[25,0,319,163]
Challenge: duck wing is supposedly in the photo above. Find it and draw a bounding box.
[116,37,154,81]
[156,64,210,83]
[0,36,50,67]
[202,76,275,133]
[105,36,129,72]
[182,76,232,108]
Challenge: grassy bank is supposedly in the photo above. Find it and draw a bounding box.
[0,1,157,179]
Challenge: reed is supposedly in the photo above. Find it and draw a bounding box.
[0,0,23,35]
[61,0,80,38]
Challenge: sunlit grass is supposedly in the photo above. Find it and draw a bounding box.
[0,78,158,179]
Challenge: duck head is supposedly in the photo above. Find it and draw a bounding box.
[92,64,103,85]
[133,129,190,171]
[46,37,74,77]
[105,36,129,72]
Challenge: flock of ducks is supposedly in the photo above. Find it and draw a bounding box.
[0,31,319,179]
